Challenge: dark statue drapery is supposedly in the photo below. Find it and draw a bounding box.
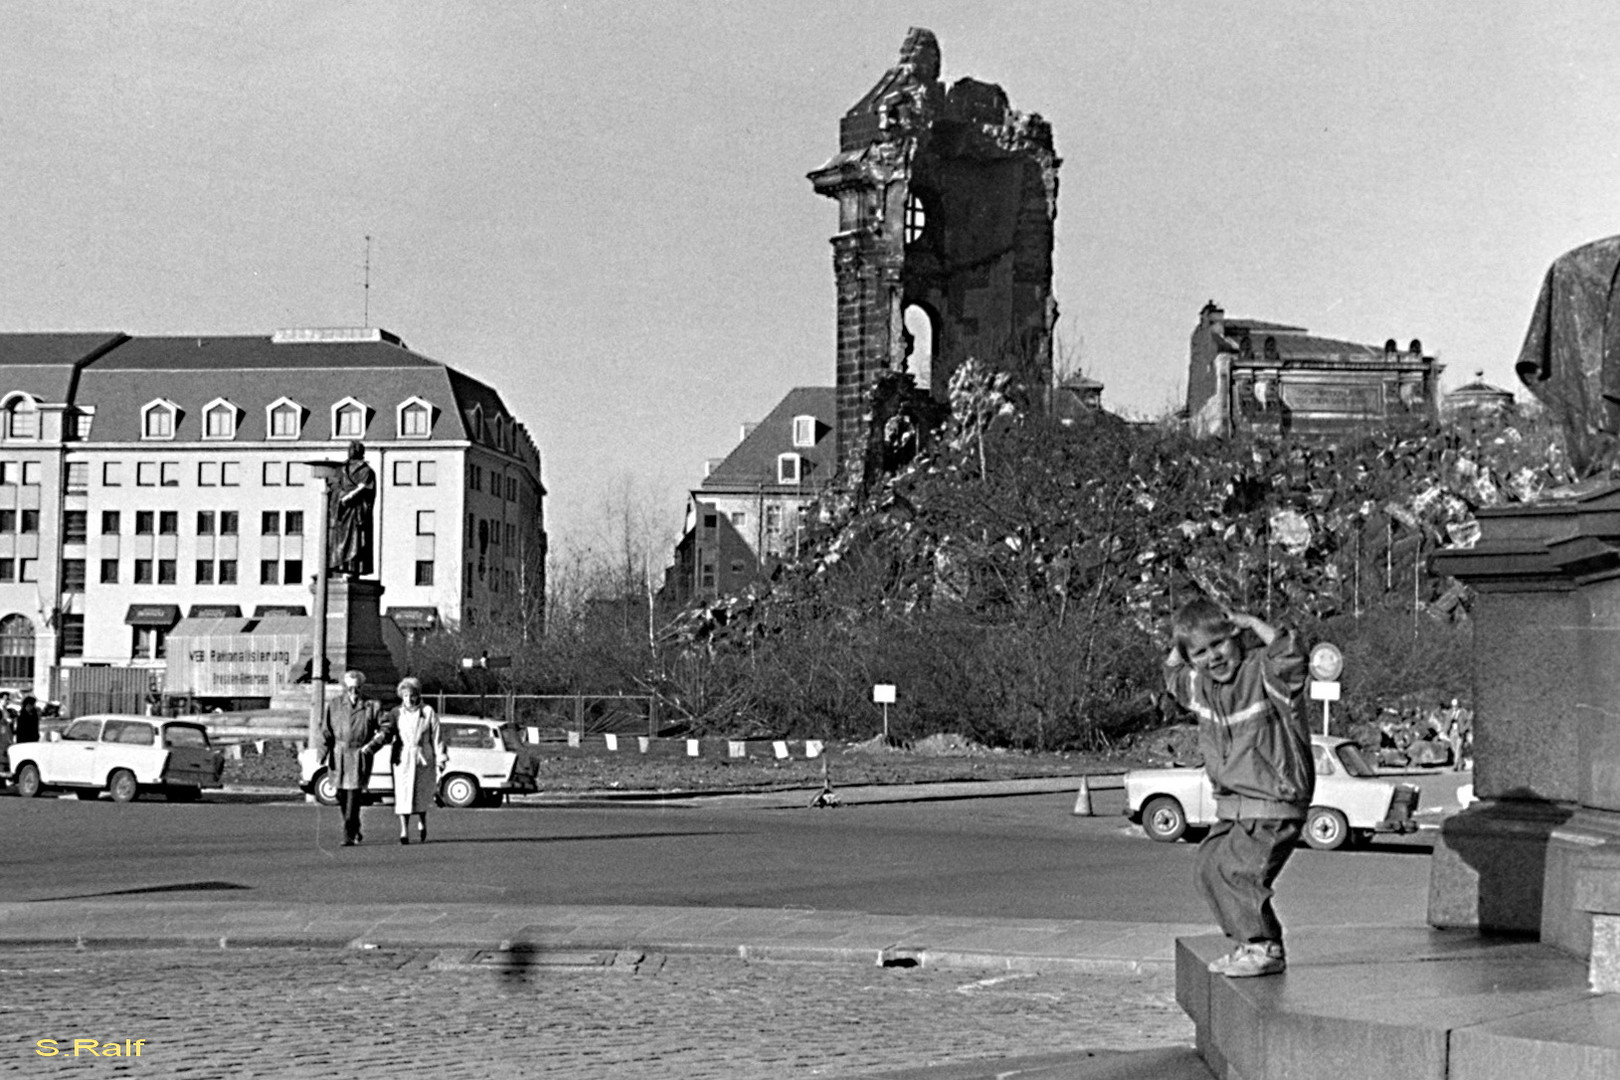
[1516,234,1620,473]
[327,442,376,578]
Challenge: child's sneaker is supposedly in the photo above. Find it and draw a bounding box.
[1208,942,1285,978]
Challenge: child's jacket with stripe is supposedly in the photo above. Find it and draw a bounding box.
[1164,631,1315,821]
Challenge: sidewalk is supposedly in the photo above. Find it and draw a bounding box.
[0,899,1214,1078]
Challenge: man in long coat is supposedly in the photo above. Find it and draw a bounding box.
[321,669,389,846]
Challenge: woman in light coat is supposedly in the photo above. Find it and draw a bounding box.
[388,677,446,844]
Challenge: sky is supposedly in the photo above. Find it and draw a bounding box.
[6,1,1620,565]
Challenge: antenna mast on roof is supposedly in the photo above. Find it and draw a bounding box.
[362,234,372,327]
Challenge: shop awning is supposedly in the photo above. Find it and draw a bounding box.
[125,603,182,627]
[386,606,440,631]
[187,604,243,619]
[253,604,307,617]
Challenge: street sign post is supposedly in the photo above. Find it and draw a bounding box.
[872,683,896,740]
[1308,643,1344,736]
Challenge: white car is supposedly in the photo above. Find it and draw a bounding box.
[1123,735,1420,850]
[299,716,538,809]
[4,715,225,802]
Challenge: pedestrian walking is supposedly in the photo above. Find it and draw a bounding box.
[320,670,387,846]
[1163,599,1314,978]
[387,677,445,845]
[14,694,40,745]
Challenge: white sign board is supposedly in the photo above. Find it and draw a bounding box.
[1309,680,1341,702]
[872,684,897,704]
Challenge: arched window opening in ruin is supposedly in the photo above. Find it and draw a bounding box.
[904,304,936,395]
[904,193,928,245]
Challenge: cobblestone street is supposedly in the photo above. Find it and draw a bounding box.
[3,945,1191,1078]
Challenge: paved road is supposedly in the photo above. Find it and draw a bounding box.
[3,944,1193,1078]
[0,791,1435,928]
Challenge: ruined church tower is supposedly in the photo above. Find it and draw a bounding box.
[808,29,1060,489]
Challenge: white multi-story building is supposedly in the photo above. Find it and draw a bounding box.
[0,327,546,701]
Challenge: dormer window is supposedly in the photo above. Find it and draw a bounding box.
[777,452,802,485]
[141,399,179,440]
[791,414,818,448]
[267,397,303,440]
[2,395,39,440]
[331,396,369,440]
[202,398,239,440]
[465,404,484,443]
[397,397,433,439]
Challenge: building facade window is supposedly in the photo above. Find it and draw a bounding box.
[195,560,214,585]
[393,461,414,485]
[99,559,118,584]
[64,510,87,543]
[203,400,237,439]
[260,559,279,585]
[63,559,85,591]
[141,401,177,439]
[284,559,303,583]
[18,558,37,582]
[268,399,301,439]
[0,614,35,681]
[134,559,154,584]
[777,453,802,485]
[333,398,367,439]
[399,399,432,438]
[66,463,88,492]
[415,560,434,586]
[161,462,179,486]
[197,511,214,535]
[19,510,38,535]
[138,462,158,486]
[263,461,282,486]
[158,559,177,585]
[262,511,281,535]
[102,510,120,534]
[417,510,434,535]
[135,511,155,535]
[0,560,13,583]
[220,511,239,535]
[792,415,817,447]
[22,461,38,486]
[159,511,178,535]
[418,461,437,485]
[132,626,168,661]
[61,615,84,657]
[4,397,39,440]
[218,559,238,584]
[103,462,121,486]
[285,511,303,535]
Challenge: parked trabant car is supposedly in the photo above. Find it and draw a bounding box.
[298,716,537,809]
[4,715,225,802]
[1122,734,1420,850]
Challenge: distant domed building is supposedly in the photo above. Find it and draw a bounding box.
[1442,371,1516,421]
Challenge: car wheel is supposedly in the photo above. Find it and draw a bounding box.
[75,789,102,801]
[439,774,481,809]
[1304,806,1349,851]
[108,769,140,804]
[14,763,43,798]
[312,770,338,807]
[1141,796,1189,842]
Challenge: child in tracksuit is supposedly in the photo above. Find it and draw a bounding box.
[1164,599,1314,977]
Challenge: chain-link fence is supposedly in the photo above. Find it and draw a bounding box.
[427,693,658,741]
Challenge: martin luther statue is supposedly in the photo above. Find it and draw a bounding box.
[327,441,376,578]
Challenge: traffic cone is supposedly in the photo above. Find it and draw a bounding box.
[1072,776,1092,816]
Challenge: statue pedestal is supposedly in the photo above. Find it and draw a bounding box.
[321,578,399,692]
[1432,485,1620,989]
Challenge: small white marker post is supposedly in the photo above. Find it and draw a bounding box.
[873,683,896,741]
